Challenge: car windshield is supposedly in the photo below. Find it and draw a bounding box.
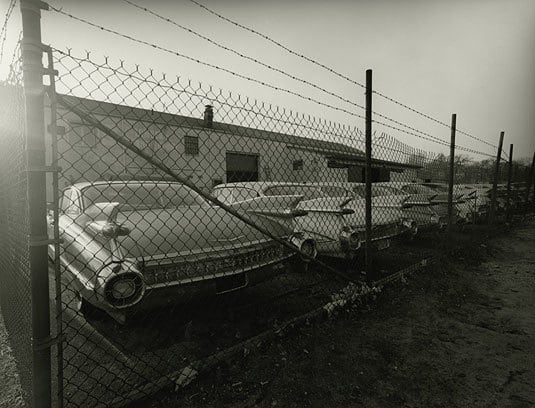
[352,185,399,198]
[82,182,207,210]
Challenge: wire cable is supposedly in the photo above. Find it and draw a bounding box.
[375,119,497,159]
[0,0,17,64]
[106,0,479,152]
[119,0,367,111]
[187,0,499,151]
[49,6,497,159]
[48,5,368,122]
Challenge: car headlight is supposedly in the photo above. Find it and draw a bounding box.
[104,273,145,308]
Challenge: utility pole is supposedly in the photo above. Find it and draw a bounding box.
[489,132,504,224]
[525,152,535,211]
[365,69,373,280]
[506,144,513,221]
[447,114,456,237]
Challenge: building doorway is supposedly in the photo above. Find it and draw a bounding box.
[348,165,391,182]
[226,152,259,182]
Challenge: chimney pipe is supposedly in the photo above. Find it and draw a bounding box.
[204,105,213,128]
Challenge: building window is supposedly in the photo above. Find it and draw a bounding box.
[184,135,199,155]
[293,159,303,171]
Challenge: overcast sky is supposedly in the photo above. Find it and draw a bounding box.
[1,0,534,161]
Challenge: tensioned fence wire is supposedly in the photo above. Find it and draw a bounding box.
[45,47,452,407]
[0,44,33,406]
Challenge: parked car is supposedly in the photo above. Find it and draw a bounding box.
[455,184,493,222]
[350,183,443,230]
[48,180,314,323]
[318,183,419,244]
[213,182,415,256]
[213,182,362,257]
[420,182,479,223]
[403,182,468,224]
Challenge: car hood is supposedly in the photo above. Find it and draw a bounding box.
[115,206,289,260]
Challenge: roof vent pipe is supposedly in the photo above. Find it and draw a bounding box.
[203,105,213,128]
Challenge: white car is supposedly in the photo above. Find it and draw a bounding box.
[213,182,414,256]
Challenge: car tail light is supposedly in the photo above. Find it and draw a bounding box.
[300,240,317,258]
[339,228,361,250]
[289,234,317,261]
[104,273,145,308]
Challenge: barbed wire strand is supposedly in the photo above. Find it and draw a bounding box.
[0,0,17,64]
[5,30,21,83]
[48,6,498,159]
[123,0,507,159]
[117,0,467,151]
[186,0,499,151]
[48,5,368,121]
[54,47,432,164]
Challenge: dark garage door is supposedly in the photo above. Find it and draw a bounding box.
[226,152,259,182]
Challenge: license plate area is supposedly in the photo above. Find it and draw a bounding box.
[215,273,248,294]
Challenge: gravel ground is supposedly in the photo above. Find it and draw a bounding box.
[1,222,533,407]
[137,222,535,407]
[0,313,24,408]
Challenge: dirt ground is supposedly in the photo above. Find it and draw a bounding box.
[136,222,535,408]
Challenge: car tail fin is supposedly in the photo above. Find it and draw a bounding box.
[401,194,433,208]
[85,202,122,222]
[230,194,308,218]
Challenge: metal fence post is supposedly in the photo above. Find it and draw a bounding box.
[506,144,513,221]
[447,114,456,238]
[489,131,504,224]
[20,0,52,406]
[365,69,373,280]
[525,151,535,213]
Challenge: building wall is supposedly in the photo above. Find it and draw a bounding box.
[390,168,419,183]
[45,105,348,200]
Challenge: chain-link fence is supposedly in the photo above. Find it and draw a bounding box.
[48,48,406,407]
[1,29,535,408]
[0,45,33,407]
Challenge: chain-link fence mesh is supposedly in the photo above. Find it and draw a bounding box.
[0,44,33,406]
[45,48,460,407]
[1,39,535,408]
[44,47,535,407]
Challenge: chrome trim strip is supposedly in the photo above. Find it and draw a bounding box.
[129,238,276,263]
[145,254,294,290]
